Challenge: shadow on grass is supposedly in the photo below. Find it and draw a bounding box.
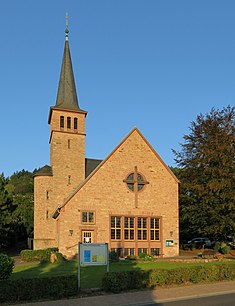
[12,259,146,289]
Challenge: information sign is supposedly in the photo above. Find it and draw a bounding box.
[78,243,109,289]
[79,243,108,266]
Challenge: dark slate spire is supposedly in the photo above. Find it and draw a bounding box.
[55,17,80,110]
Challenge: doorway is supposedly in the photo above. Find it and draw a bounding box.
[82,231,94,243]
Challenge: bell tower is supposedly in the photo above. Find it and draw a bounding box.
[48,18,87,199]
[34,16,87,250]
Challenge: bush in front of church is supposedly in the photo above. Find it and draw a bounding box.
[20,248,64,263]
[0,275,78,303]
[0,253,14,280]
[109,250,119,262]
[102,263,235,292]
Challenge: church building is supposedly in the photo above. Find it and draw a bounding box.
[34,26,179,258]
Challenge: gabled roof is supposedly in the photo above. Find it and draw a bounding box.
[52,128,179,219]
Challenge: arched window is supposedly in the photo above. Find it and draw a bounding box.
[60,116,64,128]
[67,117,71,129]
[74,118,78,130]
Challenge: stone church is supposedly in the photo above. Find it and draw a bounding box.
[34,28,179,258]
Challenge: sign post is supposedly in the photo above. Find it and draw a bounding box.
[78,243,109,290]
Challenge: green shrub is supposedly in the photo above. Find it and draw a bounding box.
[109,251,119,262]
[102,270,148,293]
[102,263,235,293]
[214,242,221,252]
[0,253,14,280]
[138,253,153,261]
[126,255,138,261]
[54,252,64,263]
[182,243,194,251]
[220,245,230,254]
[0,275,78,303]
[20,248,63,263]
[46,248,59,253]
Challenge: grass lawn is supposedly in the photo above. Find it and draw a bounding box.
[12,259,235,289]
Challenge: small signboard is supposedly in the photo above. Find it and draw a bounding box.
[78,243,109,289]
[166,240,174,247]
[79,243,108,266]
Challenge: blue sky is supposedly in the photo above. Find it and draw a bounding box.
[1,0,235,177]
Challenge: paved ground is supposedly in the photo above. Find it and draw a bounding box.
[17,280,235,306]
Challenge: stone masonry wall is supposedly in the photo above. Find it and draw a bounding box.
[57,129,179,258]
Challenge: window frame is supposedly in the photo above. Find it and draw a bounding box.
[124,216,135,240]
[150,217,160,241]
[110,216,121,240]
[137,217,147,240]
[67,116,71,129]
[81,211,95,224]
[60,116,64,128]
[124,171,148,193]
[74,118,78,130]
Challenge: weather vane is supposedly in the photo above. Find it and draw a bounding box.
[65,13,69,40]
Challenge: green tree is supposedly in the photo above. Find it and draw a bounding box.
[173,106,235,242]
[0,174,13,248]
[6,170,34,242]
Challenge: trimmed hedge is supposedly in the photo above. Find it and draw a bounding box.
[0,253,14,280]
[0,275,78,303]
[102,264,235,293]
[20,248,63,263]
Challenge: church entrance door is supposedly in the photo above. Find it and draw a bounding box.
[82,230,94,243]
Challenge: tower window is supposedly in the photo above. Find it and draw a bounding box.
[60,116,64,128]
[67,117,71,129]
[74,118,78,130]
[46,191,49,199]
[68,139,71,149]
[68,175,71,184]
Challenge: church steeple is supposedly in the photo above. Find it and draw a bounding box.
[55,16,80,110]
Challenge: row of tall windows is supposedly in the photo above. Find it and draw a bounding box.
[111,216,160,241]
[111,247,161,257]
[60,116,78,130]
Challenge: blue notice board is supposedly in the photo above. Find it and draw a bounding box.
[84,250,91,263]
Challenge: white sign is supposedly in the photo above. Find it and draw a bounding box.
[79,243,108,266]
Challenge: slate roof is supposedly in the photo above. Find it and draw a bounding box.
[34,165,53,177]
[35,159,102,178]
[85,158,103,178]
[55,39,80,111]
